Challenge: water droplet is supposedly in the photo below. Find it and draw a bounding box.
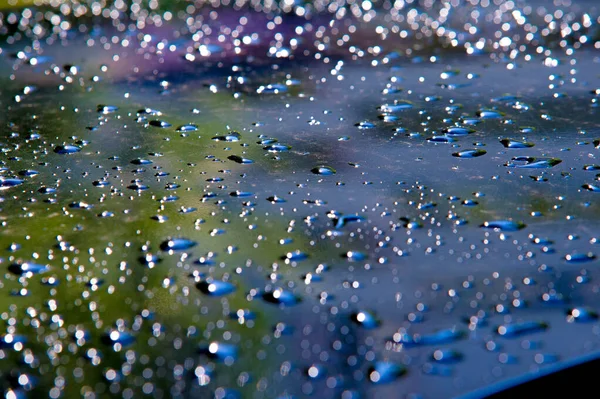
[480,220,526,231]
[102,330,135,346]
[8,262,49,276]
[378,101,413,112]
[160,238,197,251]
[393,328,465,347]
[0,177,23,190]
[283,250,308,262]
[500,138,534,148]
[262,288,301,306]
[228,155,254,164]
[332,214,365,229]
[311,166,336,175]
[342,251,367,261]
[176,124,198,132]
[131,158,152,165]
[149,120,172,128]
[213,132,241,142]
[452,149,486,158]
[565,252,596,263]
[582,184,600,192]
[200,342,238,362]
[368,362,406,384]
[476,109,504,119]
[230,191,253,198]
[505,156,562,168]
[432,348,463,364]
[442,127,475,136]
[197,280,236,296]
[427,135,455,143]
[355,121,375,129]
[351,310,380,329]
[98,104,118,114]
[264,144,291,152]
[565,306,598,323]
[54,145,81,154]
[266,195,286,203]
[496,321,548,338]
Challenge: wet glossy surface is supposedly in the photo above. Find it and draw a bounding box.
[0,0,600,398]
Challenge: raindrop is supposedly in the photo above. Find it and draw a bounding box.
[565,252,596,263]
[452,149,486,158]
[262,288,301,306]
[176,124,198,132]
[160,238,197,251]
[311,166,336,175]
[197,280,236,296]
[228,155,254,164]
[8,262,49,276]
[496,321,548,338]
[368,362,406,384]
[505,156,562,168]
[500,139,534,148]
[0,178,24,190]
[566,307,598,323]
[351,310,380,329]
[431,348,463,364]
[149,120,172,128]
[54,145,81,154]
[480,220,526,231]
